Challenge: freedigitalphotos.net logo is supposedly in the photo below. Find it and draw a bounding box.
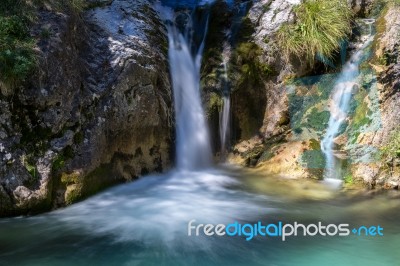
[188,220,384,241]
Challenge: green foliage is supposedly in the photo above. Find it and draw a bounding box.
[0,2,36,88]
[344,174,354,184]
[380,128,400,162]
[0,0,85,90]
[347,89,373,143]
[52,155,66,172]
[21,154,38,179]
[305,107,330,132]
[276,0,352,65]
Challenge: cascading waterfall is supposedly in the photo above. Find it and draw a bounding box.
[321,19,375,181]
[167,15,212,170]
[219,44,231,157]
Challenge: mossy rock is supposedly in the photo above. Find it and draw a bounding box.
[309,139,321,150]
[62,164,125,205]
[299,150,326,179]
[303,108,330,132]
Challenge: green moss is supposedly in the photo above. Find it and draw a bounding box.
[229,17,270,88]
[231,42,273,90]
[299,150,326,179]
[0,6,36,88]
[258,143,283,162]
[370,5,388,65]
[304,107,330,132]
[207,92,223,116]
[62,163,125,205]
[65,184,81,205]
[21,154,40,189]
[51,155,65,172]
[60,171,80,185]
[287,80,334,134]
[0,0,86,91]
[349,89,372,135]
[344,174,354,184]
[309,138,321,150]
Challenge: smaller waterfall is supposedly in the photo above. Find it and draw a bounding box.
[219,43,231,158]
[321,19,375,181]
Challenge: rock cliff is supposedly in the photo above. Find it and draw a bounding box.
[0,0,173,216]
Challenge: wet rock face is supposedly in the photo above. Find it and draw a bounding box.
[226,0,400,188]
[348,0,375,17]
[351,6,400,188]
[244,0,300,140]
[201,0,298,151]
[0,0,172,216]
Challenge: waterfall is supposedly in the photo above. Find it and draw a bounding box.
[219,44,231,158]
[166,14,212,170]
[220,87,230,156]
[321,19,375,180]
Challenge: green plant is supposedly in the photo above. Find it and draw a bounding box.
[276,0,352,65]
[380,128,400,162]
[21,154,38,179]
[344,174,354,184]
[0,0,85,91]
[0,13,36,88]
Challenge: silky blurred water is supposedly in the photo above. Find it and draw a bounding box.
[0,166,400,265]
[321,19,375,181]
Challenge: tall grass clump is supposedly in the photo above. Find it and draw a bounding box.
[276,0,352,65]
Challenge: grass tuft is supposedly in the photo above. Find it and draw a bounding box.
[276,0,352,66]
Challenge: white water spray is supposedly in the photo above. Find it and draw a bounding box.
[321,19,375,182]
